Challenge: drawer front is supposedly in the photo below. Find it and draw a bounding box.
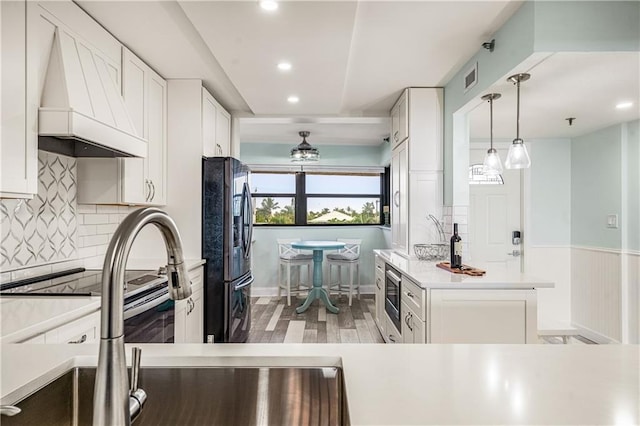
[55,311,100,344]
[401,276,425,321]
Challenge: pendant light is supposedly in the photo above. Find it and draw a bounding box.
[481,93,503,175]
[290,131,319,162]
[505,73,531,169]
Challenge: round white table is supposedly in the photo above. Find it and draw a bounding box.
[291,240,345,314]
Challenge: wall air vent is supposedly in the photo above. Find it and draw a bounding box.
[463,62,478,93]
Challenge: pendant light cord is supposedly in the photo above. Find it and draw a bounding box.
[490,97,494,150]
[515,79,520,140]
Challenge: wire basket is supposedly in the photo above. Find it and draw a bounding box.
[414,243,448,261]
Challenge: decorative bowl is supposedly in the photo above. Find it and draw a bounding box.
[414,243,447,261]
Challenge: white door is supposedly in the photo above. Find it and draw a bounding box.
[469,147,522,272]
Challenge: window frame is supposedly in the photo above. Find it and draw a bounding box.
[251,170,384,226]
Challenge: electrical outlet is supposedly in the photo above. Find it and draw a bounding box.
[606,214,618,229]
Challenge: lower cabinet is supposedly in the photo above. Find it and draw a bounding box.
[401,300,425,344]
[430,289,537,344]
[373,257,538,344]
[174,266,204,343]
[384,313,401,344]
[21,311,100,344]
[374,255,386,336]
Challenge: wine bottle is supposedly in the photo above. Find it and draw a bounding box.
[450,223,462,268]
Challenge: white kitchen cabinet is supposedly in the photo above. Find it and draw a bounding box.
[77,48,167,206]
[202,88,231,157]
[174,266,204,343]
[401,300,425,344]
[20,311,100,344]
[430,289,538,344]
[390,90,408,150]
[384,313,401,344]
[374,255,386,335]
[389,88,444,257]
[391,141,408,253]
[0,0,38,198]
[401,275,427,343]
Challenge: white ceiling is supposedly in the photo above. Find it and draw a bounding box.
[468,52,640,139]
[77,1,638,146]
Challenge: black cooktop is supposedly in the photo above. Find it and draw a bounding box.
[0,268,167,298]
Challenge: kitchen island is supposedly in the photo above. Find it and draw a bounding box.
[373,250,554,344]
[1,343,637,425]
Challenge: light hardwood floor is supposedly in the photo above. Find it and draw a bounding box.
[247,295,595,345]
[247,294,385,344]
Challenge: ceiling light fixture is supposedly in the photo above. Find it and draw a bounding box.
[291,131,319,162]
[505,73,531,170]
[277,61,292,71]
[287,95,299,104]
[616,101,633,109]
[481,93,503,176]
[259,1,278,11]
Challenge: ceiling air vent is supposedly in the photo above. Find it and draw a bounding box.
[463,62,478,93]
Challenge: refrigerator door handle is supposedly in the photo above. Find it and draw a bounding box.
[234,275,254,291]
[242,181,253,259]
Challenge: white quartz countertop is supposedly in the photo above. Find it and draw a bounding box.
[374,249,554,289]
[0,259,205,344]
[1,343,637,425]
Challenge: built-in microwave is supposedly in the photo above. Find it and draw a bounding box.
[385,264,402,334]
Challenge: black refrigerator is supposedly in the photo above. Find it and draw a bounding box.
[202,157,253,343]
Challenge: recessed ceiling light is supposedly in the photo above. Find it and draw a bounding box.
[277,62,292,71]
[260,1,278,11]
[616,101,633,110]
[287,96,299,104]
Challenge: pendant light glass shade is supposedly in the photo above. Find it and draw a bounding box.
[290,131,319,162]
[505,138,531,169]
[480,93,503,175]
[505,73,531,170]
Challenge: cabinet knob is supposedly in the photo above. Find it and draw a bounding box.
[393,191,400,208]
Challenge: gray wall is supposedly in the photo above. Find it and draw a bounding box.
[571,124,623,249]
[529,139,572,246]
[626,120,640,251]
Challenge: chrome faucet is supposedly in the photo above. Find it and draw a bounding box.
[93,208,192,426]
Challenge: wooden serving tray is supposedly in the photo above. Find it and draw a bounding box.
[436,262,486,276]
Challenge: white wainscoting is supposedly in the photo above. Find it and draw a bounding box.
[525,246,571,325]
[625,252,639,344]
[571,246,622,343]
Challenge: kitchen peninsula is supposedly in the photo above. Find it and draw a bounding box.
[1,343,637,425]
[373,250,553,344]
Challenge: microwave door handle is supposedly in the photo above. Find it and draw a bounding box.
[234,275,254,291]
[385,270,401,284]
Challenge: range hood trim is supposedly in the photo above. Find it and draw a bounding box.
[39,108,147,158]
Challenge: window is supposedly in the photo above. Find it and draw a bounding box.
[251,171,383,225]
[468,164,504,185]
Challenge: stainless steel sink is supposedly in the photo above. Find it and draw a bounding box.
[3,367,350,426]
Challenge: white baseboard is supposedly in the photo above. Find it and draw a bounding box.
[251,284,376,298]
[572,322,620,344]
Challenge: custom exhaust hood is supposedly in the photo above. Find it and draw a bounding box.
[38,27,146,158]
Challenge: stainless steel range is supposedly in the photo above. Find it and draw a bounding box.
[0,268,174,343]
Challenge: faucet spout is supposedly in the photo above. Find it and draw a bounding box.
[92,208,192,426]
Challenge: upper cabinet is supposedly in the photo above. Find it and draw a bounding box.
[1,0,37,198]
[77,48,167,206]
[202,88,231,158]
[390,90,408,150]
[390,88,444,257]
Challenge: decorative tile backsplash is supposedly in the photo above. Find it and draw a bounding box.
[1,152,77,270]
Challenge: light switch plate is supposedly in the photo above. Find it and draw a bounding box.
[606,214,618,229]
